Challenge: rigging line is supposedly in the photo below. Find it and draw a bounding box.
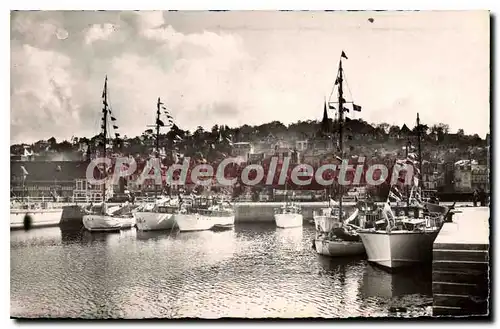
[342,70,355,104]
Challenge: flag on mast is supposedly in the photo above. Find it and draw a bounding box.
[341,51,348,60]
[102,76,107,98]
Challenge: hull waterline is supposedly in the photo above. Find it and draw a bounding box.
[274,213,303,228]
[358,230,440,269]
[134,211,175,231]
[11,208,63,230]
[82,214,123,232]
[314,238,365,257]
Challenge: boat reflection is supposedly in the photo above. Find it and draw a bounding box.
[316,254,366,273]
[136,229,173,241]
[361,263,432,299]
[274,227,303,251]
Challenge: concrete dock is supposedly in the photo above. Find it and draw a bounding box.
[432,207,490,316]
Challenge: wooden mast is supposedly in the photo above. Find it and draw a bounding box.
[102,76,108,203]
[155,97,161,199]
[338,56,345,219]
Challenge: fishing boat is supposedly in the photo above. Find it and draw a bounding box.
[10,199,63,230]
[134,196,178,231]
[274,202,303,228]
[312,51,366,257]
[134,98,180,231]
[274,187,303,229]
[11,167,64,230]
[175,195,235,232]
[82,76,134,232]
[358,114,454,269]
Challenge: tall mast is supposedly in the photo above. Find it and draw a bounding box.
[338,57,344,216]
[102,76,108,203]
[417,113,423,191]
[155,97,161,199]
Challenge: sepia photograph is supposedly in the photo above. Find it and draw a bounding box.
[9,9,491,320]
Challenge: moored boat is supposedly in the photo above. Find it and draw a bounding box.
[273,183,303,229]
[134,196,178,231]
[10,202,64,230]
[134,97,180,231]
[312,51,366,258]
[175,195,235,232]
[82,76,126,233]
[358,114,454,270]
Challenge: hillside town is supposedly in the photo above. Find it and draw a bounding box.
[10,106,490,203]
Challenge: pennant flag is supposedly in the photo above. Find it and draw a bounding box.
[328,103,336,110]
[102,76,107,98]
[388,191,401,202]
[166,114,173,119]
[343,107,350,113]
[341,51,348,60]
[157,119,165,127]
[115,133,120,138]
[353,104,362,112]
[20,165,29,176]
[110,116,116,121]
[113,125,118,129]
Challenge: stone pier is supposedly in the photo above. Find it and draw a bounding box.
[432,207,490,316]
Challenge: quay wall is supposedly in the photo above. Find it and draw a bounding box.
[233,202,358,222]
[432,207,490,317]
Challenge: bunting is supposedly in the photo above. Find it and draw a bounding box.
[20,165,29,176]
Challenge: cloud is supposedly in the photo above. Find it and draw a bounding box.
[11,44,81,142]
[84,23,116,45]
[10,11,490,144]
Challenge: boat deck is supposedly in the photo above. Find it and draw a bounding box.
[432,207,490,317]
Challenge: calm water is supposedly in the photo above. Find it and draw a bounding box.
[11,223,432,319]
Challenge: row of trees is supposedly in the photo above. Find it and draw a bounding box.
[11,118,486,163]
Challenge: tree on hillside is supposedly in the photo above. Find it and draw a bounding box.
[376,123,390,134]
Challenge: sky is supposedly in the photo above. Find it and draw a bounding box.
[10,10,490,144]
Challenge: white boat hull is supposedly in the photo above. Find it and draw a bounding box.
[274,213,303,228]
[134,212,175,231]
[82,215,123,232]
[313,215,342,232]
[175,214,216,232]
[120,216,136,229]
[315,238,365,257]
[358,230,440,269]
[10,208,63,230]
[213,215,235,227]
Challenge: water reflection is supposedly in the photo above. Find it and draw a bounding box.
[11,225,433,318]
[361,264,432,299]
[274,227,303,251]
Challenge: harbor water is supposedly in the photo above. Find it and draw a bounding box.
[11,223,433,319]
